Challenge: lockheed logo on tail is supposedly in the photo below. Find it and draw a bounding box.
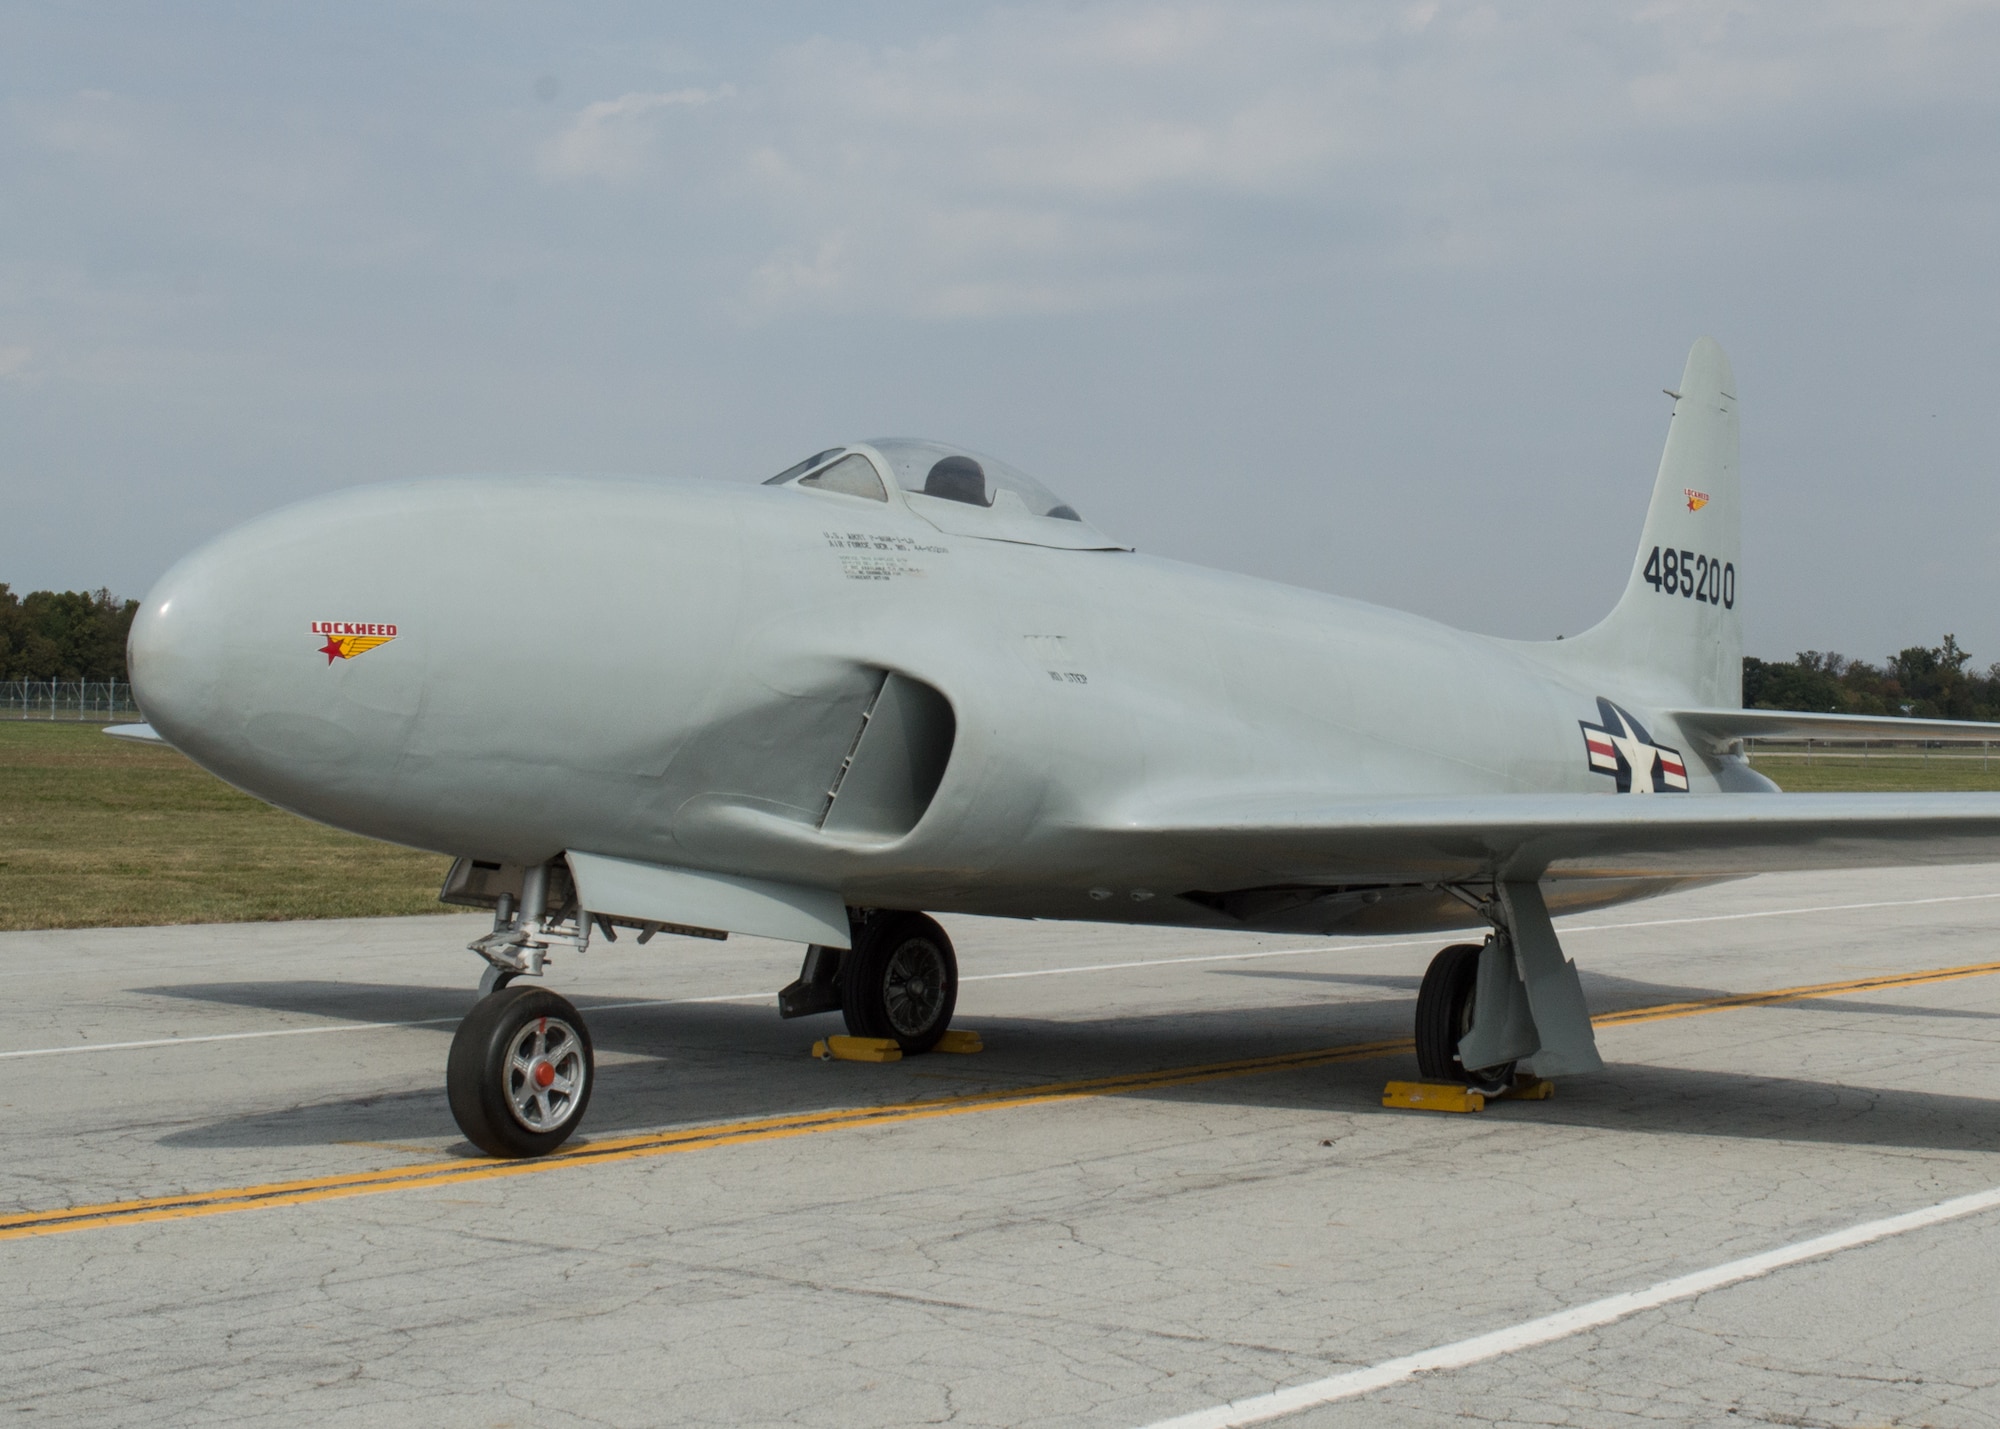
[1580,698,1688,793]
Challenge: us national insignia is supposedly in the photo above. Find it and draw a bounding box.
[1683,488,1710,512]
[1580,697,1688,793]
[312,621,398,664]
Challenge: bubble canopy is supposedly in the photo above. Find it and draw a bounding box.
[862,439,1080,520]
[762,439,1123,550]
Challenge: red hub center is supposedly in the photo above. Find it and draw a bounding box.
[533,1060,556,1088]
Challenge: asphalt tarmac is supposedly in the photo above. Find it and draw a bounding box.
[4,865,2000,1428]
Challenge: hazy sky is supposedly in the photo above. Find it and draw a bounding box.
[4,2,1997,665]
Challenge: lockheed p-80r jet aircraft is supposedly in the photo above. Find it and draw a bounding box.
[119,340,2000,1156]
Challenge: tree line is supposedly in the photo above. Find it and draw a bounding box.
[1743,636,2000,722]
[0,585,141,682]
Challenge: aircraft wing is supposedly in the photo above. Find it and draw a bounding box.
[1671,708,2000,749]
[1092,792,2000,885]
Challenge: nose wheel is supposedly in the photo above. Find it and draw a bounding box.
[448,985,595,1158]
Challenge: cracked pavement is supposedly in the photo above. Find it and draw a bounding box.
[3,866,2000,1426]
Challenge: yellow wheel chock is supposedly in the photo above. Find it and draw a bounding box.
[1382,1076,1554,1113]
[811,1029,985,1063]
[813,1036,902,1063]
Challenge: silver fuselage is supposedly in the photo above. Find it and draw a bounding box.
[131,472,1738,936]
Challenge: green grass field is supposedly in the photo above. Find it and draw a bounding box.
[4,721,1997,932]
[0,721,452,931]
[1748,752,2000,792]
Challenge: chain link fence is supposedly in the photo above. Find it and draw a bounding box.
[1745,735,1998,771]
[0,680,142,721]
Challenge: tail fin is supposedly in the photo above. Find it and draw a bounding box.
[1556,338,1741,706]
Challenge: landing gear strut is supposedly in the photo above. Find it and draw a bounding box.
[1415,879,1606,1089]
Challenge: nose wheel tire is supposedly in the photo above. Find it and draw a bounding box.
[840,912,958,1054]
[448,985,595,1158]
[1414,941,1517,1090]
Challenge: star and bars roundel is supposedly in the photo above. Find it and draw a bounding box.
[1580,697,1688,793]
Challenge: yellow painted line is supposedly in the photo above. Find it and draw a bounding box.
[0,1037,1411,1243]
[1590,958,2000,1028]
[5,959,1998,1243]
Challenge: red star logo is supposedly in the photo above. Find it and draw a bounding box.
[319,636,347,664]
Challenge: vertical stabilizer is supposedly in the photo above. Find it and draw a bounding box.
[1557,339,1741,706]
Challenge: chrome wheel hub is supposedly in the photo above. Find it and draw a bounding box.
[505,1015,587,1132]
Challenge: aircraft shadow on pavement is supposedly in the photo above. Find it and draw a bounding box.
[1217,970,1422,991]
[1222,966,1766,1014]
[145,975,2000,1160]
[136,979,490,1027]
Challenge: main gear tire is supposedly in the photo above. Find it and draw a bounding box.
[840,912,958,1054]
[1414,942,1488,1084]
[448,985,594,1158]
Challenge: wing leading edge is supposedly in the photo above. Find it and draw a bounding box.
[1089,791,2000,886]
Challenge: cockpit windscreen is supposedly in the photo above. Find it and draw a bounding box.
[763,449,845,485]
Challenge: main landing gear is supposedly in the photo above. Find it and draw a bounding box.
[1414,942,1517,1094]
[780,911,960,1054]
[444,888,961,1158]
[1411,880,1608,1093]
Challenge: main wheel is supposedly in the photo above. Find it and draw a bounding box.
[1413,941,1515,1088]
[840,912,958,1053]
[448,985,594,1158]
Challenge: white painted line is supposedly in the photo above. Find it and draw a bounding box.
[1137,1183,2000,1429]
[5,890,1997,1060]
[1562,889,2000,936]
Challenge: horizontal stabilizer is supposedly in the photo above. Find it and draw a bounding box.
[1095,791,2000,885]
[103,723,167,745]
[1672,708,2000,751]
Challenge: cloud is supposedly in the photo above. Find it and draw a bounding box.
[687,1,2000,319]
[536,87,734,182]
[4,2,1999,663]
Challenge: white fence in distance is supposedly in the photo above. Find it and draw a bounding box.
[0,680,142,721]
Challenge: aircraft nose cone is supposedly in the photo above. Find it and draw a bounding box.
[129,471,741,863]
[128,495,424,810]
[128,542,240,763]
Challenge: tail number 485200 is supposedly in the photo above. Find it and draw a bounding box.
[1644,546,1734,607]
